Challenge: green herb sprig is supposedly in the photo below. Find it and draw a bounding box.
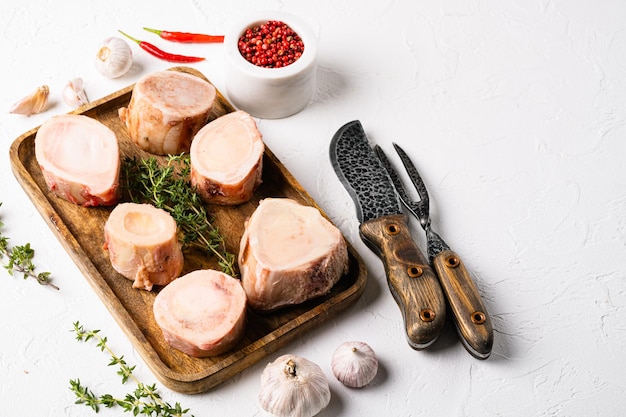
[0,202,58,290]
[121,154,236,277]
[70,321,193,417]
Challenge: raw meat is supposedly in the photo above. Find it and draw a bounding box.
[190,110,264,205]
[34,114,120,206]
[119,70,216,155]
[238,198,349,311]
[153,269,247,357]
[104,203,184,291]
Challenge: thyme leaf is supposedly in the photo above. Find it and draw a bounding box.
[0,202,58,290]
[70,321,193,417]
[121,154,237,277]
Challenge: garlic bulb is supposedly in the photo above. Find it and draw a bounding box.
[63,78,89,108]
[331,341,378,388]
[95,37,133,78]
[259,354,331,417]
[9,85,49,115]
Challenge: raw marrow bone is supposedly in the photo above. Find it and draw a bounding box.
[190,110,264,205]
[239,198,349,311]
[119,70,216,155]
[153,269,247,357]
[104,202,184,291]
[35,114,120,206]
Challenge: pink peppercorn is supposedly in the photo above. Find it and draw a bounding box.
[237,20,304,68]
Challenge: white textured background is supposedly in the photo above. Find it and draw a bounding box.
[1,1,625,416]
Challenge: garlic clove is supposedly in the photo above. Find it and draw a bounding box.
[9,85,49,115]
[259,354,331,417]
[331,341,378,388]
[95,37,133,78]
[63,78,89,108]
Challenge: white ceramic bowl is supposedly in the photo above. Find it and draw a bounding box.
[223,11,318,119]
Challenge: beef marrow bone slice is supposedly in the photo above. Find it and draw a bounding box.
[119,70,217,155]
[104,202,184,291]
[153,269,247,357]
[239,198,349,311]
[34,114,120,206]
[190,110,264,205]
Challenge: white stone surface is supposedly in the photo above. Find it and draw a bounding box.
[1,0,625,415]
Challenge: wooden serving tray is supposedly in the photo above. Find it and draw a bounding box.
[9,67,366,394]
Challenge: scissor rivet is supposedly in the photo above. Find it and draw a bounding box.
[445,256,460,268]
[419,309,435,322]
[407,266,423,277]
[386,224,400,235]
[471,311,486,324]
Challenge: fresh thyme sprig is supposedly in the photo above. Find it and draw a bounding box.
[0,202,58,290]
[70,321,193,417]
[121,154,237,277]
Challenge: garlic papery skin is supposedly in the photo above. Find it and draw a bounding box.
[95,37,133,78]
[259,354,331,417]
[63,78,89,108]
[331,341,378,388]
[9,85,49,115]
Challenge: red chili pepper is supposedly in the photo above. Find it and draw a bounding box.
[143,27,224,43]
[118,30,205,63]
